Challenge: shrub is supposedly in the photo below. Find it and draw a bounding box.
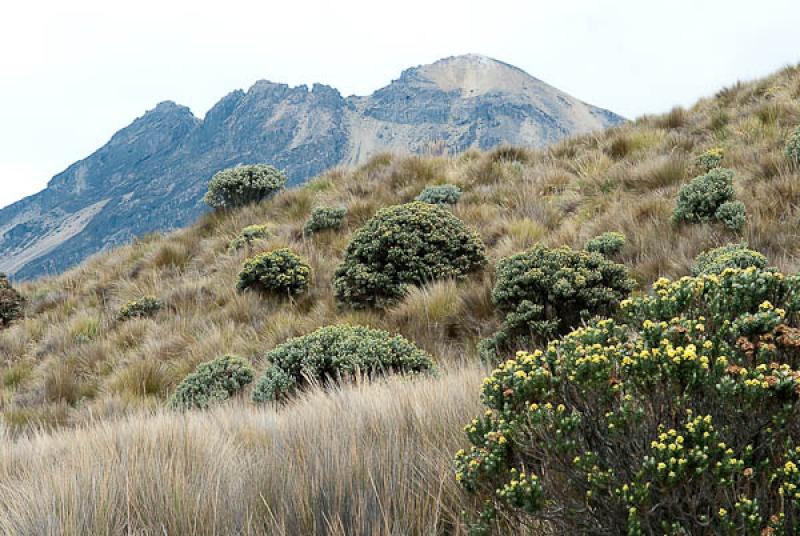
[672,168,736,225]
[117,296,163,321]
[584,231,626,257]
[785,126,800,165]
[715,200,747,232]
[228,224,270,252]
[416,184,462,206]
[0,274,24,328]
[203,164,287,209]
[236,248,311,297]
[303,206,347,236]
[457,266,800,535]
[170,355,254,410]
[251,325,434,402]
[333,202,487,308]
[693,147,724,172]
[478,245,635,360]
[692,243,768,275]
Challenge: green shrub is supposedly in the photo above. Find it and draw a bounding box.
[236,248,311,296]
[585,231,626,257]
[203,164,287,209]
[228,224,270,252]
[416,184,462,206]
[715,200,747,232]
[692,243,768,275]
[693,147,724,172]
[0,274,24,328]
[303,206,347,236]
[786,125,800,165]
[170,355,254,410]
[457,266,800,535]
[478,245,635,360]
[251,325,434,403]
[117,296,163,321]
[333,202,487,308]
[672,168,736,225]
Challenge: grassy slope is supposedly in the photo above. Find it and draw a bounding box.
[0,65,799,533]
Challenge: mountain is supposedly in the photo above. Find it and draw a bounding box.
[0,54,623,280]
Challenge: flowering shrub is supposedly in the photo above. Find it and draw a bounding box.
[228,224,270,252]
[204,164,287,209]
[416,184,462,206]
[672,168,736,225]
[786,126,800,165]
[303,206,347,236]
[170,355,254,410]
[692,244,768,275]
[715,200,747,232]
[117,296,163,321]
[251,325,434,403]
[585,231,626,257]
[456,266,800,535]
[334,202,487,308]
[479,245,635,360]
[236,248,311,297]
[0,274,24,328]
[694,147,725,172]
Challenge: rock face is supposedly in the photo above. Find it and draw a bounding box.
[0,54,623,280]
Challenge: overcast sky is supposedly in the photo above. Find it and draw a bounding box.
[1,0,798,209]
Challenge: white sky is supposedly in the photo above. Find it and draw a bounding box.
[1,0,798,209]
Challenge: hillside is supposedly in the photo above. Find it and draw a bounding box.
[0,64,799,533]
[0,54,623,281]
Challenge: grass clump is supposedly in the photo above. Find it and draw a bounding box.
[415,184,462,206]
[251,324,435,403]
[672,168,745,229]
[204,164,286,210]
[170,355,254,410]
[584,231,626,257]
[303,206,347,236]
[228,224,270,252]
[691,243,768,275]
[0,274,24,329]
[479,245,635,360]
[333,202,487,309]
[236,248,311,297]
[116,296,163,321]
[457,266,800,535]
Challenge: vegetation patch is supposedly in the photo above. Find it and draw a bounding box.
[692,243,769,275]
[303,206,347,236]
[117,296,163,321]
[204,164,287,209]
[415,184,462,206]
[228,224,270,252]
[786,125,800,165]
[170,355,254,410]
[0,274,24,328]
[584,231,626,257]
[672,168,746,230]
[236,248,311,296]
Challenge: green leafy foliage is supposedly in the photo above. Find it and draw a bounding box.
[117,296,163,321]
[251,325,435,403]
[457,266,800,535]
[692,243,768,275]
[170,355,254,410]
[228,224,270,253]
[585,232,626,257]
[0,274,24,328]
[672,168,736,225]
[786,126,800,165]
[236,248,311,296]
[333,202,487,308]
[715,200,747,232]
[479,244,635,360]
[203,164,287,209]
[303,206,347,236]
[416,184,462,206]
[693,147,725,172]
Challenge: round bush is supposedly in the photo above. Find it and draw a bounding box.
[693,147,724,172]
[786,125,800,165]
[303,206,347,236]
[479,244,635,360]
[228,224,270,252]
[585,231,626,257]
[251,324,435,402]
[0,274,24,328]
[170,355,254,410]
[416,184,462,206]
[203,164,287,210]
[457,266,800,535]
[117,296,163,321]
[236,248,311,296]
[333,202,487,308]
[692,243,768,275]
[672,168,736,225]
[715,200,747,232]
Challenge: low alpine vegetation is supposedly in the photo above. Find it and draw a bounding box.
[303,206,347,236]
[479,244,635,360]
[204,164,287,209]
[416,184,462,206]
[0,274,24,329]
[334,202,487,308]
[170,355,254,410]
[236,248,311,296]
[116,296,163,321]
[584,231,626,257]
[714,200,747,232]
[693,146,724,172]
[672,168,746,231]
[228,224,270,252]
[691,243,769,275]
[786,125,800,165]
[251,324,434,403]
